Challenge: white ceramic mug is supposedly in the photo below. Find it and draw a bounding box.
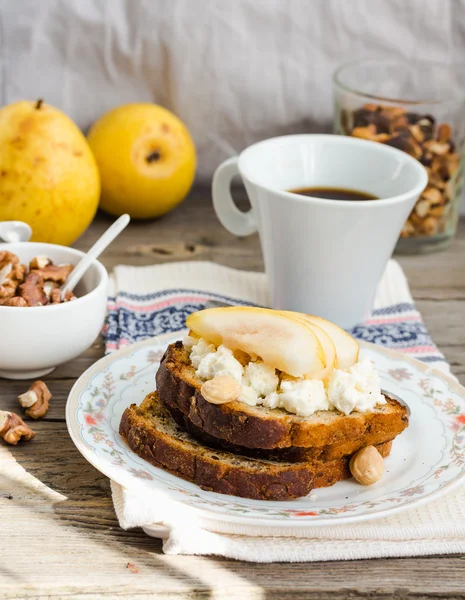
[212,134,428,328]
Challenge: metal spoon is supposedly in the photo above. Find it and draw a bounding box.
[61,214,130,300]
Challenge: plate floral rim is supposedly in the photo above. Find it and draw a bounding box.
[66,334,465,528]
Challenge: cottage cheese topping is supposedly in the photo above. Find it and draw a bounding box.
[238,385,259,406]
[242,361,279,397]
[184,337,385,417]
[182,334,200,353]
[275,377,330,416]
[193,343,244,383]
[189,337,215,368]
[327,357,386,416]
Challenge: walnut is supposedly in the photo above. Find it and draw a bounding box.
[0,257,27,304]
[0,250,19,269]
[0,253,78,307]
[18,380,52,419]
[49,287,76,304]
[29,255,52,270]
[63,289,77,302]
[50,288,61,304]
[0,410,35,445]
[8,263,27,286]
[6,296,28,307]
[18,272,48,306]
[32,264,73,284]
[44,281,59,301]
[0,251,24,282]
[0,262,13,285]
[0,281,17,305]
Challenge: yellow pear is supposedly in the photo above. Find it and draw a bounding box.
[87,103,196,219]
[0,100,100,245]
[279,311,337,379]
[186,307,325,378]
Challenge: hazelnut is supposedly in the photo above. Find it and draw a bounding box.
[349,445,384,485]
[421,217,439,236]
[429,205,445,218]
[400,221,415,238]
[351,125,377,140]
[422,187,443,206]
[437,123,452,142]
[200,376,242,405]
[424,140,450,156]
[446,153,460,177]
[346,104,459,240]
[414,199,430,219]
[410,124,424,143]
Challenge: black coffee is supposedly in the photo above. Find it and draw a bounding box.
[288,187,379,201]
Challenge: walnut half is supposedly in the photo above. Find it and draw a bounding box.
[32,264,73,284]
[18,272,48,306]
[18,380,52,419]
[6,297,28,307]
[0,411,35,445]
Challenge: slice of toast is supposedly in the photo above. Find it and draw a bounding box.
[162,396,399,462]
[155,342,409,450]
[120,392,393,501]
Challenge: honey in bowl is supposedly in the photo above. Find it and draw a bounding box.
[288,187,379,201]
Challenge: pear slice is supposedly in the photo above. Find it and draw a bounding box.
[302,315,359,369]
[186,307,325,378]
[279,312,336,379]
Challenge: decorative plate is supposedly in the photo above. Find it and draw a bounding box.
[66,331,465,527]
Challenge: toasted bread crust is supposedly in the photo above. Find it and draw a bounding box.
[163,397,398,462]
[156,342,409,450]
[120,392,392,500]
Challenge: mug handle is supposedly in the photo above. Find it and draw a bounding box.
[212,157,257,237]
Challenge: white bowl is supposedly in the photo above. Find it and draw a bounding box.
[0,242,108,380]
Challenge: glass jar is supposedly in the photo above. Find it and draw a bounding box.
[333,59,465,253]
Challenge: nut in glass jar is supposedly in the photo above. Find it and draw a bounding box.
[333,59,465,253]
[345,104,461,241]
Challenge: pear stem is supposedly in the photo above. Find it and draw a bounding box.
[35,99,44,110]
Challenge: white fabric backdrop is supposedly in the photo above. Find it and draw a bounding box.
[1,0,463,190]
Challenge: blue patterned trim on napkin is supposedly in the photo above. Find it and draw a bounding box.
[104,289,446,365]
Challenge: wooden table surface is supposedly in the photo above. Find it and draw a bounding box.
[2,187,465,599]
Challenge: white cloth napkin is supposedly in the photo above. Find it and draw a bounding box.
[111,482,465,561]
[109,259,463,561]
